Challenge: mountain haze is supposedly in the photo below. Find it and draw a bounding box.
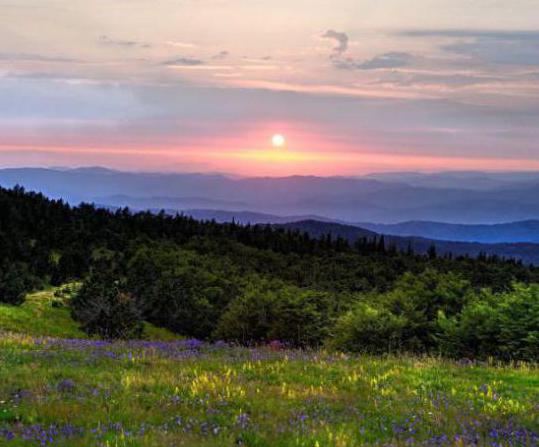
[360,220,539,244]
[2,168,539,224]
[280,220,539,265]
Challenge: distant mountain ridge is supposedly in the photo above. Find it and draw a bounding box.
[364,171,539,190]
[2,167,539,223]
[170,209,539,246]
[180,209,338,225]
[278,220,539,266]
[359,220,539,244]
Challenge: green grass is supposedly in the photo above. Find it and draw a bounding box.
[0,287,86,338]
[0,289,537,446]
[0,335,537,446]
[0,286,179,340]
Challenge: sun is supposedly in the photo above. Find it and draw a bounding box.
[271,134,286,148]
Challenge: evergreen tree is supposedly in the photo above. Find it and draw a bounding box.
[0,262,33,305]
[71,261,143,339]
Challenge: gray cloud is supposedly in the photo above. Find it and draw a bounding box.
[400,30,539,40]
[398,29,539,40]
[213,50,229,60]
[443,40,539,66]
[322,30,349,56]
[161,57,205,66]
[0,52,80,63]
[380,71,503,88]
[336,52,414,70]
[99,35,151,49]
[401,30,539,66]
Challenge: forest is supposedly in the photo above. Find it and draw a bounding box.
[1,185,538,360]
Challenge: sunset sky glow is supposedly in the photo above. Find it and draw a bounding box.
[1,0,539,176]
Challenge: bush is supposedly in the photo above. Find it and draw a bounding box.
[373,269,473,352]
[71,265,143,339]
[214,278,335,346]
[328,302,406,354]
[437,284,539,361]
[0,262,34,305]
[327,269,477,354]
[146,275,217,339]
[125,245,237,339]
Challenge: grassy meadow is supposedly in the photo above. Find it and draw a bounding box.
[1,288,538,446]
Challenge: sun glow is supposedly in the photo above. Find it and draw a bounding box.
[271,134,286,148]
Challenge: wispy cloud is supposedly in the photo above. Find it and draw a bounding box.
[322,30,349,56]
[213,50,229,60]
[164,41,198,49]
[379,71,504,88]
[401,30,539,66]
[400,30,539,40]
[0,52,80,63]
[161,57,205,66]
[335,52,414,70]
[98,35,151,49]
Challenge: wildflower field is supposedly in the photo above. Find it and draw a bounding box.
[1,332,538,447]
[1,288,538,446]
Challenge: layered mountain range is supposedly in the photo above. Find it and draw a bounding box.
[3,167,539,263]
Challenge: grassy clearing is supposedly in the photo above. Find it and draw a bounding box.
[0,287,85,339]
[0,334,537,446]
[0,286,178,340]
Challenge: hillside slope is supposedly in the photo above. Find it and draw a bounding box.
[0,285,179,340]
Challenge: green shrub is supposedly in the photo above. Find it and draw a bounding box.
[374,269,473,351]
[71,264,143,339]
[437,284,539,361]
[328,302,406,354]
[0,262,34,305]
[328,270,480,354]
[125,245,238,339]
[214,278,335,346]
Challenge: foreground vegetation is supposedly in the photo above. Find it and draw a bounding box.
[1,333,538,447]
[1,186,539,360]
[1,288,537,446]
[1,187,538,445]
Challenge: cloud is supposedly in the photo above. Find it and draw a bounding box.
[161,57,205,66]
[0,52,80,63]
[379,71,503,88]
[322,30,349,56]
[400,30,539,66]
[213,50,229,60]
[335,52,413,70]
[165,41,197,49]
[443,40,539,66]
[99,35,151,49]
[3,76,539,168]
[400,30,539,40]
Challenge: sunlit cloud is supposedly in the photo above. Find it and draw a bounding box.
[164,41,198,49]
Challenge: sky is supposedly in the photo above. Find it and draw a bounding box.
[1,0,539,176]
